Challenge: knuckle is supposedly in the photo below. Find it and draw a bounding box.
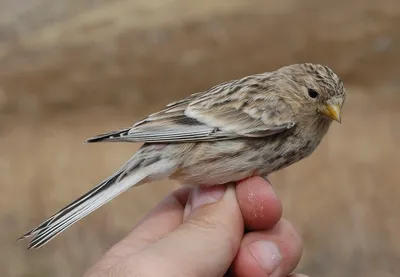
[280,218,303,246]
[185,211,227,233]
[183,212,241,256]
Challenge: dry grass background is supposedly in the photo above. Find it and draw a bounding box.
[1,0,400,276]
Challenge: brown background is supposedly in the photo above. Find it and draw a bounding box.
[1,0,399,276]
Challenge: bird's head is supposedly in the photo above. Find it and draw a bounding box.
[276,63,346,123]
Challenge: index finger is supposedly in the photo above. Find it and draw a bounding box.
[236,177,282,231]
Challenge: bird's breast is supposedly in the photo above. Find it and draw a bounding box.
[170,129,321,186]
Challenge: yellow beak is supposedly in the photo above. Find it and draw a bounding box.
[321,103,341,123]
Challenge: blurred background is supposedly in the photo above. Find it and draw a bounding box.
[1,0,399,276]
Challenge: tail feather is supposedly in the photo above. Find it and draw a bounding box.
[20,163,151,249]
[20,174,120,240]
[20,145,178,249]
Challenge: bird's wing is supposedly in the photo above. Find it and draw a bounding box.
[86,76,296,143]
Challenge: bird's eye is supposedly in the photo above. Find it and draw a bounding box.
[308,88,319,99]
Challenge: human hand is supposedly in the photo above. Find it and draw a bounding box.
[84,177,306,277]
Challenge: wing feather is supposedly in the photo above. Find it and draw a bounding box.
[86,74,297,143]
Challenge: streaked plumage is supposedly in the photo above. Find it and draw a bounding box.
[20,63,346,249]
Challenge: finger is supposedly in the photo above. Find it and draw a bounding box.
[125,186,190,247]
[236,177,282,231]
[110,185,244,277]
[232,219,303,277]
[87,187,190,275]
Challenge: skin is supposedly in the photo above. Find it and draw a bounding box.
[84,177,307,277]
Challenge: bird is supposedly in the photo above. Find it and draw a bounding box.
[19,63,346,249]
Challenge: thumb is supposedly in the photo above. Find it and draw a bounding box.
[145,185,243,277]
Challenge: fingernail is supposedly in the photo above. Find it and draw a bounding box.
[248,241,281,275]
[191,185,226,211]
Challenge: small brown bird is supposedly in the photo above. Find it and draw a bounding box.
[20,63,346,249]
